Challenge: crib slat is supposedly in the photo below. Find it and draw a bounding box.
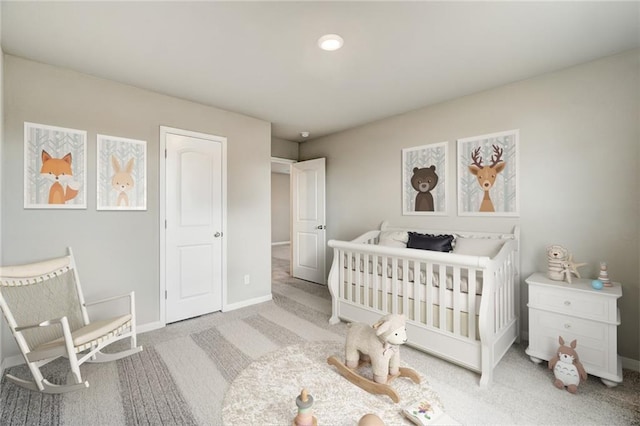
[338,248,345,301]
[355,253,364,305]
[426,263,433,327]
[364,253,370,308]
[347,250,353,302]
[402,259,409,318]
[500,267,506,329]
[438,264,446,331]
[497,271,502,332]
[468,268,477,340]
[373,254,380,311]
[381,256,388,311]
[391,257,399,314]
[412,261,420,324]
[452,267,460,335]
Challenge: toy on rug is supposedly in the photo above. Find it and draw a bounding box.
[293,388,317,426]
[547,245,587,283]
[345,313,408,383]
[327,314,420,403]
[358,413,385,426]
[402,399,446,425]
[598,262,612,287]
[548,336,587,394]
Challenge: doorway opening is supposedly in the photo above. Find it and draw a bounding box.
[271,157,295,279]
[270,157,327,285]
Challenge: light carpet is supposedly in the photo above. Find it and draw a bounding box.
[0,246,638,425]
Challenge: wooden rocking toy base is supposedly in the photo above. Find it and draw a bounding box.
[327,356,420,403]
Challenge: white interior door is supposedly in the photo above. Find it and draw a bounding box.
[291,158,326,284]
[163,128,226,323]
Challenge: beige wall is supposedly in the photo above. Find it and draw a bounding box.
[1,55,272,358]
[271,172,290,243]
[271,137,299,161]
[300,49,640,363]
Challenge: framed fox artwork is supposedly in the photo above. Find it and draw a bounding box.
[24,122,87,209]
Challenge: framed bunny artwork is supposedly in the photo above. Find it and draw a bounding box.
[97,134,147,211]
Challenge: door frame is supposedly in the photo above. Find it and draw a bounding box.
[159,126,228,325]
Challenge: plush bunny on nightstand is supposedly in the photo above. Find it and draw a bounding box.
[548,336,587,393]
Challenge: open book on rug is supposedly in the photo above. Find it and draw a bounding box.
[402,399,460,426]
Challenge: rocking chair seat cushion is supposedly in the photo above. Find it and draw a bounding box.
[28,314,132,362]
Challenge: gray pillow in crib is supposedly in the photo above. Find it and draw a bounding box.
[407,232,454,252]
[378,231,409,248]
[453,237,505,258]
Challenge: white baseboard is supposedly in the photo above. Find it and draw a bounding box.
[3,353,25,370]
[621,356,639,372]
[137,321,165,334]
[223,294,272,312]
[271,241,290,246]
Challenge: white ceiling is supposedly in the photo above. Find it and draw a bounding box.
[2,1,639,142]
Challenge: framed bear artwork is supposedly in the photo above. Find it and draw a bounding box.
[402,142,448,216]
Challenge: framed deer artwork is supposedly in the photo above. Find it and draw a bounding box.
[402,141,448,215]
[24,122,87,209]
[97,134,147,211]
[457,129,519,216]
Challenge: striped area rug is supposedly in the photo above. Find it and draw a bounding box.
[0,273,348,425]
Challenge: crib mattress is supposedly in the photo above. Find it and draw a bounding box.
[339,285,480,340]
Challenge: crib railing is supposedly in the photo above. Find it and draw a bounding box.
[328,236,497,339]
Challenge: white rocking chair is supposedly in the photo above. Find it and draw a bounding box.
[0,247,143,393]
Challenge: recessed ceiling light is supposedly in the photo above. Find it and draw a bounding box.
[318,34,344,51]
[300,131,310,138]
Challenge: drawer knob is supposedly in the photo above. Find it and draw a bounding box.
[564,300,571,306]
[564,324,571,329]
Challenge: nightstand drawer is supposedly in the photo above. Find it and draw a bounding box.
[529,310,610,371]
[529,285,614,323]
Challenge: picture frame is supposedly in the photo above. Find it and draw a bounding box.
[457,129,519,216]
[24,122,87,209]
[97,134,147,211]
[402,141,448,216]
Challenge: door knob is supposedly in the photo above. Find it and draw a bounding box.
[316,225,326,230]
[214,232,222,238]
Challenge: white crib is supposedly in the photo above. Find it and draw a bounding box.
[327,221,520,387]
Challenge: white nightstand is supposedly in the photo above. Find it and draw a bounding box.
[525,272,623,387]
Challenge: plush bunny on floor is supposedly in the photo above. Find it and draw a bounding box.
[548,336,588,393]
[345,314,408,384]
